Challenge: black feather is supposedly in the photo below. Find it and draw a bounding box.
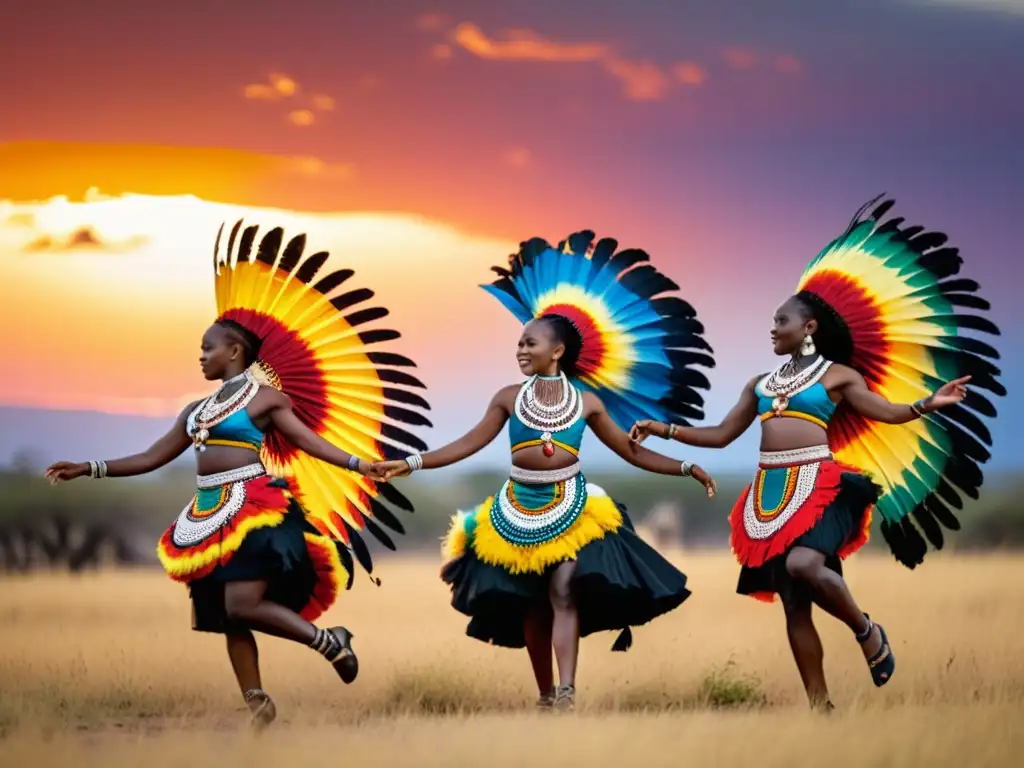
[256,227,283,266]
[383,404,433,427]
[376,484,415,513]
[618,265,679,298]
[591,237,618,268]
[381,422,429,452]
[237,224,259,263]
[295,251,329,284]
[382,387,431,410]
[368,498,407,534]
[313,268,354,295]
[344,306,389,327]
[358,329,401,345]
[330,288,374,312]
[363,518,396,551]
[279,234,306,274]
[378,369,427,389]
[342,521,374,574]
[368,351,419,368]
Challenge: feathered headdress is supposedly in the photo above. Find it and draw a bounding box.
[211,220,433,582]
[796,195,1006,567]
[483,230,715,432]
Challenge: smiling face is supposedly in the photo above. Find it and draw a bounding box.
[516,319,564,377]
[198,324,243,381]
[771,296,817,356]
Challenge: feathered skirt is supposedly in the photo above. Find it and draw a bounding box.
[156,462,349,633]
[440,466,691,650]
[729,446,880,602]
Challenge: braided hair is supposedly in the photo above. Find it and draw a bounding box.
[215,318,264,367]
[792,291,854,365]
[537,313,584,378]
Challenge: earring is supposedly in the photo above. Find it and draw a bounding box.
[801,334,816,357]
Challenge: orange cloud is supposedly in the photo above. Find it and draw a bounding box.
[288,109,315,127]
[288,156,355,180]
[23,225,149,254]
[244,72,299,101]
[603,58,671,101]
[673,61,707,86]
[311,94,335,111]
[722,46,757,69]
[453,22,609,62]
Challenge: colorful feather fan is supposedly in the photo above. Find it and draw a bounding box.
[483,230,715,433]
[212,220,432,581]
[796,195,1006,567]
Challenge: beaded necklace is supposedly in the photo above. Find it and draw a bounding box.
[189,370,260,452]
[760,355,830,416]
[513,371,583,456]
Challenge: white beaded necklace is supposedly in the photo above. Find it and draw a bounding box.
[189,370,260,452]
[514,371,583,456]
[759,355,831,415]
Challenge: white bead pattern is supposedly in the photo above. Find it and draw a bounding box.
[758,445,831,467]
[742,461,822,541]
[495,475,583,532]
[186,371,261,452]
[172,481,250,548]
[196,462,267,489]
[513,372,583,434]
[509,462,581,484]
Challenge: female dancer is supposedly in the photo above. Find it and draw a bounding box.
[629,195,1005,709]
[375,230,718,710]
[45,220,432,730]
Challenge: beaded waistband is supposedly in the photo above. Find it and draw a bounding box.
[758,445,831,468]
[509,462,581,485]
[197,462,267,490]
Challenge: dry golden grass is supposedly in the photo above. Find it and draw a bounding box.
[2,551,1022,766]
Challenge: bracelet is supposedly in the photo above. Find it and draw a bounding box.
[667,423,678,439]
[680,460,693,477]
[405,453,424,472]
[88,460,108,479]
[347,454,361,471]
[909,399,928,418]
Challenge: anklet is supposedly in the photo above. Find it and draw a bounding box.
[243,688,268,703]
[310,627,341,659]
[855,616,873,642]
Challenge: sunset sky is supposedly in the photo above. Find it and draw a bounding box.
[1,0,1020,472]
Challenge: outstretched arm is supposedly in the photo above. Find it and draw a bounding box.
[264,390,374,475]
[46,401,196,483]
[587,395,716,496]
[630,376,760,449]
[833,366,970,424]
[375,386,513,479]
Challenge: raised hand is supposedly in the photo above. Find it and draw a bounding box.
[689,464,717,499]
[629,419,667,444]
[45,461,89,485]
[926,375,971,411]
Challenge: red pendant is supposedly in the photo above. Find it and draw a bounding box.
[543,442,555,457]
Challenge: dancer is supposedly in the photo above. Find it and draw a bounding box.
[375,230,718,710]
[45,220,432,730]
[629,195,1005,709]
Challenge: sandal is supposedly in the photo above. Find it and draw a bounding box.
[311,626,359,683]
[552,684,575,711]
[857,613,895,687]
[243,689,277,733]
[535,688,556,709]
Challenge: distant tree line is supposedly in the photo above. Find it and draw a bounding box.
[1,461,1022,574]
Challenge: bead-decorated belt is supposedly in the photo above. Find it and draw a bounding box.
[196,462,267,490]
[758,445,832,468]
[508,462,581,485]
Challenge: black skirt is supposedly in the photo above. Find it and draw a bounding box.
[189,505,343,634]
[441,505,691,651]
